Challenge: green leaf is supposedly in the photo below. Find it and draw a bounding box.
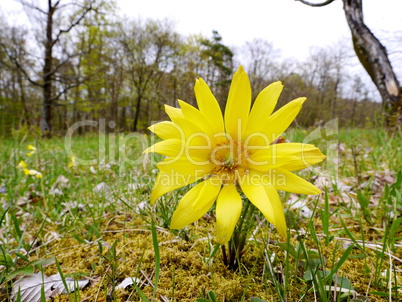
[391,171,402,191]
[207,291,217,302]
[369,291,391,297]
[250,298,267,302]
[132,281,151,302]
[332,275,354,290]
[277,242,296,259]
[73,234,87,244]
[303,269,331,282]
[340,217,363,250]
[0,207,10,226]
[28,257,55,269]
[389,216,402,251]
[6,265,34,281]
[329,244,354,276]
[0,253,13,267]
[356,190,369,209]
[151,219,160,301]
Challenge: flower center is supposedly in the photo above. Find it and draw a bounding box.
[209,139,250,184]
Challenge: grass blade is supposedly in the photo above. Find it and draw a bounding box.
[151,219,160,301]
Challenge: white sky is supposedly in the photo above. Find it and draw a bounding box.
[114,0,402,62]
[1,0,401,97]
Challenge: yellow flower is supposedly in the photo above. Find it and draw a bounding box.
[67,156,77,168]
[27,145,36,157]
[145,66,326,244]
[23,168,43,179]
[17,160,28,169]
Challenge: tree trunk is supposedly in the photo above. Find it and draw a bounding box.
[17,69,29,125]
[41,0,55,137]
[342,0,401,122]
[133,92,142,131]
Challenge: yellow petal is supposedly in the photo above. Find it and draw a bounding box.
[216,184,242,244]
[165,104,210,142]
[272,168,321,195]
[247,97,306,146]
[170,176,221,229]
[145,138,211,162]
[150,157,213,203]
[157,156,213,175]
[263,185,287,238]
[249,143,326,172]
[164,105,183,120]
[243,81,283,139]
[178,100,215,139]
[224,66,251,141]
[239,172,287,238]
[17,160,27,169]
[150,172,190,204]
[27,145,36,151]
[24,169,41,177]
[194,78,224,134]
[164,106,209,142]
[148,121,184,140]
[143,139,184,157]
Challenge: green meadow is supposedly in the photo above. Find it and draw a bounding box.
[0,127,400,301]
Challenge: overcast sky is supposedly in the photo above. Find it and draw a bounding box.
[114,0,402,62]
[1,0,401,98]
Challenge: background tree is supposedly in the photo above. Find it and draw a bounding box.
[10,0,106,137]
[118,18,179,131]
[200,31,234,108]
[240,38,279,98]
[296,0,402,126]
[0,20,40,131]
[0,7,390,135]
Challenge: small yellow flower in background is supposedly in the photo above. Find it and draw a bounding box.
[145,66,326,244]
[23,168,43,179]
[17,160,28,169]
[67,156,77,168]
[27,145,37,157]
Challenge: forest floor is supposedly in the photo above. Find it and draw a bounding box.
[0,127,401,302]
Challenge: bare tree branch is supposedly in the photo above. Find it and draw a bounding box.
[295,0,336,7]
[52,0,96,46]
[57,2,86,10]
[0,41,43,87]
[297,0,402,123]
[49,83,80,102]
[43,52,80,78]
[13,59,43,88]
[16,0,47,15]
[54,0,62,8]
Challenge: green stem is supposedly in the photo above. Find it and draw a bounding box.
[221,244,228,266]
[224,199,256,270]
[237,199,250,232]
